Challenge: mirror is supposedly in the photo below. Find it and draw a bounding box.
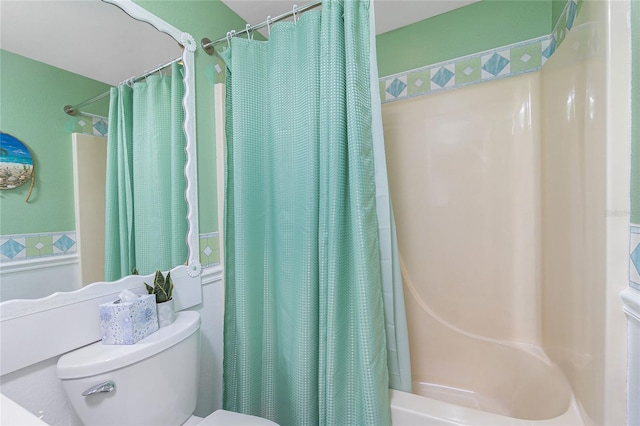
[0,0,199,302]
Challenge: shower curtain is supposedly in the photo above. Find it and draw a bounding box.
[221,0,409,424]
[104,62,187,281]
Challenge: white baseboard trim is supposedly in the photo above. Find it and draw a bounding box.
[201,264,223,286]
[0,254,78,275]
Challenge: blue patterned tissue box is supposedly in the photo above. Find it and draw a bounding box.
[99,294,158,344]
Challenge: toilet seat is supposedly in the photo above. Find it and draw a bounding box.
[199,410,279,425]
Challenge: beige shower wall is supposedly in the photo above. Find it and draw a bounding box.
[540,20,606,426]
[540,1,629,424]
[382,73,542,345]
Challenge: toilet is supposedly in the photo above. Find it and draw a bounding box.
[56,311,276,425]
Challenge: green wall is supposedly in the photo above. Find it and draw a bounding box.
[551,0,568,29]
[376,0,553,77]
[4,0,627,237]
[632,0,639,225]
[133,0,248,234]
[0,49,110,235]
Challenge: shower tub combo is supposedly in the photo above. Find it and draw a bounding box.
[383,73,584,424]
[380,11,606,423]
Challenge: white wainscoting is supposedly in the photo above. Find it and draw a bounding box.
[0,255,80,302]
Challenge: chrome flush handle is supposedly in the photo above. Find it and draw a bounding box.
[82,380,116,397]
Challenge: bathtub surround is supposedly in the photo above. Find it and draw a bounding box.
[381,0,631,424]
[383,73,560,420]
[540,1,630,423]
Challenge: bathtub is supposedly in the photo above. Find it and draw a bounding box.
[390,389,585,426]
[392,279,583,425]
[388,262,586,426]
[388,314,587,426]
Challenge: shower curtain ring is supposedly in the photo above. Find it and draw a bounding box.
[226,31,232,48]
[267,16,272,36]
[292,4,298,24]
[245,24,252,41]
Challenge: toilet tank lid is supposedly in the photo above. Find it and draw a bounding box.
[56,311,200,379]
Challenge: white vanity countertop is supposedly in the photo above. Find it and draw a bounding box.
[1,393,48,425]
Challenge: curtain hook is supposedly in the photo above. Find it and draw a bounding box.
[267,16,272,36]
[226,31,232,48]
[245,24,252,41]
[292,4,298,24]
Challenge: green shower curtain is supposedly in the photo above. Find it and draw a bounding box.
[221,0,408,424]
[104,62,187,281]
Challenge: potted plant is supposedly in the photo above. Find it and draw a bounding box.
[145,270,175,327]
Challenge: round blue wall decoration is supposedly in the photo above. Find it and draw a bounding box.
[0,132,35,200]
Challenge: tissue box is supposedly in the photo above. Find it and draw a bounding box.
[99,294,158,344]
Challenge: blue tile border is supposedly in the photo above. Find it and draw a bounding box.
[64,114,109,137]
[0,231,77,262]
[0,231,222,268]
[380,0,579,103]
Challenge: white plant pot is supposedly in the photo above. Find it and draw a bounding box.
[156,299,176,327]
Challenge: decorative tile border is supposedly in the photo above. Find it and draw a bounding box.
[199,232,221,268]
[631,226,640,291]
[0,231,77,262]
[380,0,579,103]
[64,114,108,137]
[1,231,221,268]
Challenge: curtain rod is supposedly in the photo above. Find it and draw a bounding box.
[64,55,183,116]
[201,1,322,55]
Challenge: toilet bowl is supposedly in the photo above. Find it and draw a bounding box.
[56,311,276,426]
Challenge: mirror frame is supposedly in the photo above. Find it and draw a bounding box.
[105,0,201,278]
[0,0,202,376]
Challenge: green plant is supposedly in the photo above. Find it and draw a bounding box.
[145,270,174,303]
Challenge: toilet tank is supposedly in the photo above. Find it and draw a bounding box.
[57,311,201,426]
